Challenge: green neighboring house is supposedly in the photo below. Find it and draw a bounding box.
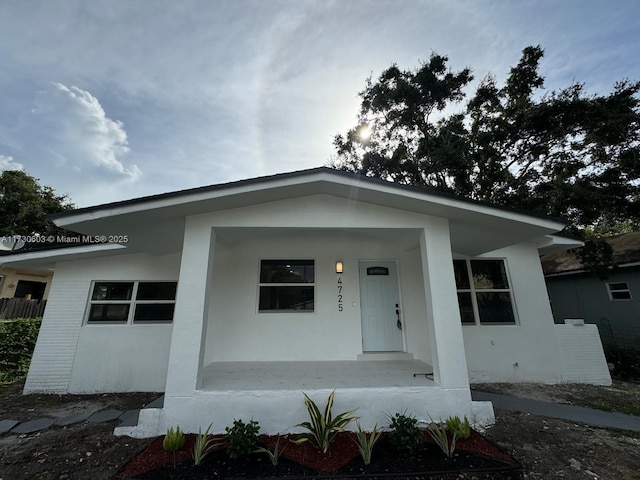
[542,232,640,350]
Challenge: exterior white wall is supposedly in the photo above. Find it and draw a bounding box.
[68,325,172,392]
[24,252,180,393]
[204,229,431,363]
[118,386,490,437]
[462,242,568,383]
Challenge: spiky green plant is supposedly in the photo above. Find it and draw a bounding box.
[162,425,185,467]
[254,434,287,466]
[354,422,382,465]
[293,391,358,453]
[192,423,216,466]
[445,415,471,440]
[427,416,457,458]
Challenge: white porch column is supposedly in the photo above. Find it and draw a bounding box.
[420,220,470,389]
[164,225,215,397]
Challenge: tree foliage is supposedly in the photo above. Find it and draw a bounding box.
[332,46,640,231]
[0,170,74,239]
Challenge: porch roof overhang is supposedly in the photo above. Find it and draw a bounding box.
[5,168,569,266]
[0,244,126,269]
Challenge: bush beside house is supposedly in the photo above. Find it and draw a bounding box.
[0,318,41,384]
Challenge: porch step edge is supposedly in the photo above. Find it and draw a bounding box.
[357,352,415,361]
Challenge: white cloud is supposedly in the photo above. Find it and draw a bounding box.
[0,82,142,205]
[0,155,24,171]
[32,83,141,180]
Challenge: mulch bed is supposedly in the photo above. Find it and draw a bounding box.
[119,430,521,479]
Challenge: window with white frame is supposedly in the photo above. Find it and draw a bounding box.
[453,259,516,325]
[87,281,177,324]
[606,282,632,301]
[258,260,314,312]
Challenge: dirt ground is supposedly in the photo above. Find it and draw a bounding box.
[0,380,639,480]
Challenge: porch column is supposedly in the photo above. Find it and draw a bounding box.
[419,220,470,389]
[164,225,215,397]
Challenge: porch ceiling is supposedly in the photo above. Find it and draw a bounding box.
[199,360,435,391]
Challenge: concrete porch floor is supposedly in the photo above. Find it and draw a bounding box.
[199,360,436,391]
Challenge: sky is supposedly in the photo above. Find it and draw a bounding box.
[0,1,639,207]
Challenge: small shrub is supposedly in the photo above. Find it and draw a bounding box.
[293,390,359,453]
[0,318,41,384]
[386,410,423,457]
[162,425,185,467]
[192,423,216,466]
[225,419,260,459]
[254,434,287,466]
[427,417,457,457]
[354,422,382,465]
[445,415,471,440]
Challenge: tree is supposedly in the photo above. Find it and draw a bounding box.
[331,46,640,232]
[0,170,74,241]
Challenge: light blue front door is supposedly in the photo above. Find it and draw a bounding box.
[359,260,404,352]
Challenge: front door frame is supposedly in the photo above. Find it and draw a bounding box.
[358,259,406,353]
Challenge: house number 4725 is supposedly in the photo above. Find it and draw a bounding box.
[337,276,343,312]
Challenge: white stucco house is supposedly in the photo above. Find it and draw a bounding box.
[3,168,611,437]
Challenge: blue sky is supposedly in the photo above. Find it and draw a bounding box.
[0,1,638,207]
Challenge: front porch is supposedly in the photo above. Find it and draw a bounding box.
[199,359,435,390]
[116,360,495,437]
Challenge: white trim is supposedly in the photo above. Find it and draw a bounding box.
[605,281,632,301]
[84,280,177,325]
[255,258,316,314]
[0,244,126,267]
[455,258,518,326]
[53,170,567,232]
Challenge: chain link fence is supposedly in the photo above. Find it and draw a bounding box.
[592,318,640,380]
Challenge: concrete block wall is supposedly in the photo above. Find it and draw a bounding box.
[23,273,89,393]
[555,323,612,385]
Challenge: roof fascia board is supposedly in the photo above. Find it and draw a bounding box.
[0,243,126,267]
[325,173,567,231]
[51,167,567,232]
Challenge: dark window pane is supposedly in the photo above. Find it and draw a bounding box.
[137,282,177,300]
[92,282,134,301]
[470,260,509,289]
[366,267,389,276]
[476,292,515,324]
[260,260,314,283]
[457,292,475,324]
[608,282,628,291]
[88,304,129,323]
[134,304,175,322]
[611,291,632,300]
[259,286,314,311]
[453,260,470,289]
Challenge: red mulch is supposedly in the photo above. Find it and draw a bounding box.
[119,429,517,478]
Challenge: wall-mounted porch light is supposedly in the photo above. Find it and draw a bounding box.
[335,261,343,274]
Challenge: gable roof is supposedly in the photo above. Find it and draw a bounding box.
[50,167,565,225]
[3,167,570,266]
[541,232,640,276]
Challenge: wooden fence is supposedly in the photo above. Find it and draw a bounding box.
[0,298,47,319]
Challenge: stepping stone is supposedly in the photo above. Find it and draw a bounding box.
[11,418,54,434]
[55,412,92,426]
[87,410,123,423]
[145,396,164,409]
[118,409,140,427]
[0,420,19,434]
